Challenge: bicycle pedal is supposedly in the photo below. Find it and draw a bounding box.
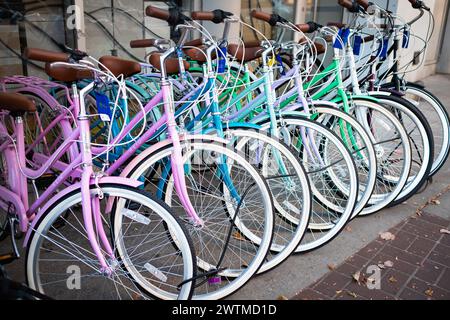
[0,253,17,265]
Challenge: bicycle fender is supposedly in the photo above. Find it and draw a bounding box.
[23,177,143,247]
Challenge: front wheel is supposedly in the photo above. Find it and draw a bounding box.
[26,184,196,300]
[124,138,275,300]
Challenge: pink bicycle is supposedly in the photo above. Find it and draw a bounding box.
[0,54,198,299]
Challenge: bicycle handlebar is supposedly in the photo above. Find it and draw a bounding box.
[409,0,430,11]
[355,0,371,10]
[146,5,191,26]
[296,22,323,33]
[130,39,156,48]
[24,47,87,63]
[338,0,360,13]
[250,10,288,26]
[191,9,233,24]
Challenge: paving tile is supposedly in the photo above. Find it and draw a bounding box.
[429,245,450,266]
[311,272,351,298]
[381,245,424,265]
[402,223,441,241]
[406,277,450,300]
[407,237,436,257]
[433,243,450,256]
[398,288,430,300]
[358,240,384,259]
[441,234,450,247]
[292,288,329,300]
[380,269,410,296]
[345,254,370,269]
[334,290,365,300]
[437,268,450,291]
[343,281,395,300]
[415,260,445,284]
[417,212,450,228]
[389,230,417,250]
[334,262,364,277]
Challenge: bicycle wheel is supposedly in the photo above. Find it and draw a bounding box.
[258,116,358,252]
[26,184,196,300]
[370,94,433,206]
[391,84,450,176]
[311,105,377,218]
[217,127,311,273]
[124,138,274,300]
[346,99,412,215]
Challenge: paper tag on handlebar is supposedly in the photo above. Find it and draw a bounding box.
[402,30,410,48]
[95,92,111,122]
[378,37,389,59]
[333,28,350,49]
[353,35,362,56]
[176,48,187,81]
[276,54,286,76]
[218,46,227,74]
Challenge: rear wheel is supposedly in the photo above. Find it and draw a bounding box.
[258,116,359,252]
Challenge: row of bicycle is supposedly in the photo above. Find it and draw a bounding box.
[0,0,448,300]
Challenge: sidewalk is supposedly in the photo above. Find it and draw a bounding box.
[229,73,450,300]
[292,212,450,300]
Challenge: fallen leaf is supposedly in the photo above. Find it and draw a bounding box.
[336,290,343,294]
[347,291,358,298]
[345,226,352,232]
[367,277,376,284]
[384,260,394,268]
[380,232,396,241]
[352,271,361,283]
[440,229,450,235]
[388,276,397,283]
[430,199,440,205]
[277,295,289,300]
[377,263,386,269]
[232,231,246,241]
[425,289,434,297]
[416,210,422,216]
[327,263,336,271]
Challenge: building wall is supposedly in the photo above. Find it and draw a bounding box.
[437,7,450,74]
[392,0,448,81]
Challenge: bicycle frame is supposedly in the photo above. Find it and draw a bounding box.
[0,80,143,272]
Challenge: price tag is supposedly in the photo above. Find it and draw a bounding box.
[95,91,111,122]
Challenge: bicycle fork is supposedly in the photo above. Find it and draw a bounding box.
[77,83,115,274]
[161,80,204,226]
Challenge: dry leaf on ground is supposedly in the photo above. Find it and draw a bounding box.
[388,276,397,283]
[384,260,394,268]
[380,232,396,241]
[232,231,246,241]
[425,289,434,297]
[327,264,336,271]
[440,229,450,235]
[352,271,361,283]
[277,295,289,300]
